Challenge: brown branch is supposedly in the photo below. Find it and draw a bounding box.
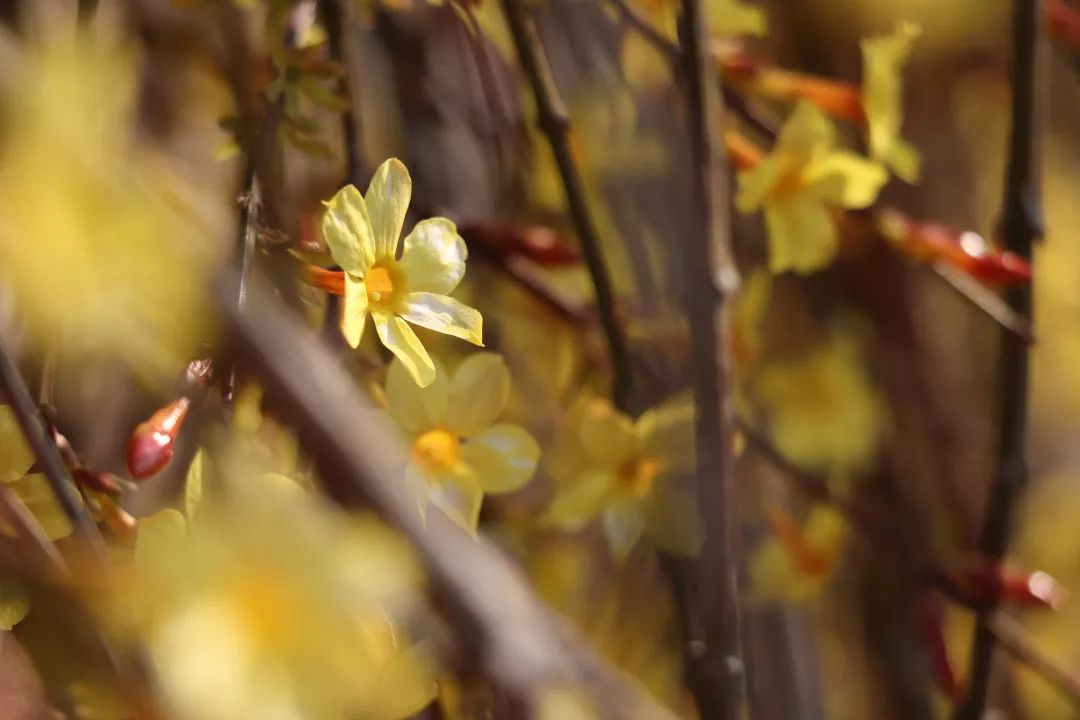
[219,274,678,720]
[669,4,745,720]
[958,0,1043,716]
[499,0,634,411]
[987,612,1080,710]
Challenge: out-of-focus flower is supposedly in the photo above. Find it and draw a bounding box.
[0,405,77,542]
[735,101,888,274]
[861,22,922,183]
[749,503,848,601]
[322,159,483,387]
[750,324,886,478]
[544,397,701,561]
[0,26,219,374]
[113,465,435,720]
[385,353,539,532]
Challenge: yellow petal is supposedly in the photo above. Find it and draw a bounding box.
[706,0,768,38]
[399,218,468,295]
[0,573,29,630]
[135,508,186,570]
[358,642,438,719]
[643,478,703,556]
[386,356,448,433]
[862,22,921,182]
[428,469,484,533]
[764,196,838,274]
[321,184,375,275]
[0,405,34,484]
[184,448,204,521]
[602,501,646,562]
[399,292,483,347]
[735,154,788,213]
[580,400,638,468]
[544,470,615,531]
[445,352,509,437]
[638,399,696,475]
[620,32,670,93]
[884,137,921,185]
[374,310,436,388]
[803,151,888,209]
[775,101,834,162]
[462,424,539,494]
[366,158,412,260]
[341,273,370,348]
[10,473,75,541]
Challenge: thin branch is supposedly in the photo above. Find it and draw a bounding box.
[219,274,679,720]
[0,485,70,578]
[319,0,366,185]
[959,0,1042,716]
[0,341,107,562]
[987,612,1080,710]
[499,0,634,411]
[602,0,680,63]
[670,4,744,720]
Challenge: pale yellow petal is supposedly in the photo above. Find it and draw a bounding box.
[0,573,29,630]
[803,151,888,209]
[462,424,539,494]
[735,154,788,213]
[399,292,483,346]
[706,0,768,37]
[399,217,468,295]
[602,501,646,562]
[776,101,834,161]
[386,356,448,433]
[0,405,34,484]
[544,470,616,531]
[445,352,510,437]
[366,158,412,260]
[135,508,186,570]
[10,473,75,540]
[428,469,484,533]
[374,310,436,388]
[341,273,369,348]
[885,137,921,185]
[764,196,838,275]
[579,400,638,468]
[862,23,921,182]
[638,399,696,475]
[321,184,375,274]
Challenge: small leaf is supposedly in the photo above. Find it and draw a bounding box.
[297,77,351,112]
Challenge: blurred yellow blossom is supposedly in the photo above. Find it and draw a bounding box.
[861,22,922,183]
[749,503,848,602]
[544,397,701,561]
[736,101,888,274]
[0,27,218,373]
[113,464,435,720]
[385,353,540,532]
[751,324,886,478]
[322,158,483,387]
[0,405,77,542]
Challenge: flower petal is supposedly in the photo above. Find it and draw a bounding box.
[366,158,412,260]
[374,310,436,388]
[543,470,614,531]
[803,151,888,209]
[579,400,637,468]
[445,353,509,437]
[602,501,646,562]
[428,469,484,533]
[862,23,921,182]
[321,184,375,274]
[764,196,838,275]
[341,273,369,348]
[0,405,34,484]
[135,508,187,570]
[386,356,448,434]
[776,101,834,161]
[638,399,696,475]
[462,424,539,494]
[644,478,703,556]
[399,218,468,295]
[735,154,788,213]
[399,293,483,347]
[10,473,76,540]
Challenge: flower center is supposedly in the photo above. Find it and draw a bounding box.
[365,265,397,306]
[412,429,461,475]
[768,155,808,202]
[616,455,660,499]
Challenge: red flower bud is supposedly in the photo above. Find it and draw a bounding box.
[125,397,191,480]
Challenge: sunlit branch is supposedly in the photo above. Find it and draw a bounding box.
[602,0,680,62]
[499,0,635,411]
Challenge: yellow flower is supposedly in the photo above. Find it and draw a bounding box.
[322,158,483,387]
[385,353,540,532]
[735,101,888,274]
[0,405,77,542]
[748,503,847,602]
[751,325,886,478]
[544,398,701,561]
[116,468,436,720]
[862,22,922,183]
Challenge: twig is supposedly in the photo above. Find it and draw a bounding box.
[219,274,678,720]
[987,612,1080,710]
[602,0,680,63]
[0,485,69,578]
[669,4,744,720]
[958,1,1042,716]
[319,0,366,185]
[499,0,634,411]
